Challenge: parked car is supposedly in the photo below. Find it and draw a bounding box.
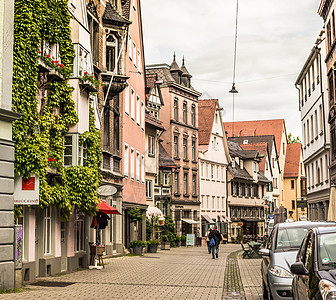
[260,221,336,300]
[291,226,336,300]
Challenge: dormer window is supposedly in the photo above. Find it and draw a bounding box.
[106,34,118,72]
[254,162,258,173]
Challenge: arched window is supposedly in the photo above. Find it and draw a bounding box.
[106,34,118,72]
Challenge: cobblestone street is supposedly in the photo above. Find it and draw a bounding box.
[1,245,263,300]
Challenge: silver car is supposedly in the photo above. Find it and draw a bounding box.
[260,221,336,300]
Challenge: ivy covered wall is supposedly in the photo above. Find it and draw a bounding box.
[12,0,101,218]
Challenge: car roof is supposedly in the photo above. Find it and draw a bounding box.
[276,221,336,229]
[313,226,336,235]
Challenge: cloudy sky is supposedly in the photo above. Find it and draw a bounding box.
[141,0,324,138]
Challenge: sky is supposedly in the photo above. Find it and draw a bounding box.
[141,0,324,138]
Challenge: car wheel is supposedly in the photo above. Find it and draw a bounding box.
[262,280,268,299]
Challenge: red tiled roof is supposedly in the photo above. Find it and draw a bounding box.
[284,143,302,178]
[198,99,218,145]
[223,119,285,156]
[240,143,268,173]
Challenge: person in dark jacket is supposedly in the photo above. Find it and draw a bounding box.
[208,225,222,259]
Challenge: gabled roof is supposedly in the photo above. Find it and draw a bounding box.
[103,1,131,25]
[227,165,253,181]
[284,143,302,178]
[198,99,218,146]
[240,143,268,174]
[159,143,176,169]
[224,119,285,156]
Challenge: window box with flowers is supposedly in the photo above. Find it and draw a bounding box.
[38,52,65,80]
[80,72,99,93]
[47,157,58,174]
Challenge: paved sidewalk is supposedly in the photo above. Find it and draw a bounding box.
[237,253,263,300]
[1,244,241,300]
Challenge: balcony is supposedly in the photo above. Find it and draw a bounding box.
[101,73,129,97]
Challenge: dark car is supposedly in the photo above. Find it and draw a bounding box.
[260,221,336,300]
[291,226,336,300]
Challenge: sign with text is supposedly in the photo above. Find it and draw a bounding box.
[14,175,39,205]
[186,234,195,246]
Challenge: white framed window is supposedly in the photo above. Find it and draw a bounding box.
[200,162,204,178]
[137,49,142,73]
[141,101,145,129]
[212,196,215,209]
[130,148,135,179]
[205,163,209,179]
[125,82,129,115]
[217,196,220,210]
[164,173,169,185]
[44,207,51,254]
[106,34,118,72]
[131,88,135,120]
[128,34,132,60]
[183,172,188,195]
[75,209,85,252]
[124,144,129,177]
[146,180,152,198]
[79,46,88,76]
[78,142,87,166]
[148,135,155,156]
[136,151,140,181]
[221,166,224,181]
[64,135,73,166]
[136,95,140,125]
[141,154,145,183]
[133,42,137,67]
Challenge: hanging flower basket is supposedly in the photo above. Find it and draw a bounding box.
[97,245,105,256]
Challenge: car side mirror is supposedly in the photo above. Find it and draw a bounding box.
[290,262,309,275]
[259,248,270,256]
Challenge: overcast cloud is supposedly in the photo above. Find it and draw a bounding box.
[141,0,323,138]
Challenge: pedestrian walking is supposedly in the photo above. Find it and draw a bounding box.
[205,228,212,254]
[208,225,222,259]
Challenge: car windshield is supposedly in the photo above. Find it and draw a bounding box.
[319,233,336,269]
[275,227,309,250]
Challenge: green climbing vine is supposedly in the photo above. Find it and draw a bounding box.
[12,0,101,219]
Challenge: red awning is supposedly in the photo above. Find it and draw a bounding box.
[98,200,121,215]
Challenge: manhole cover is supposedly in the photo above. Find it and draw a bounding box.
[30,281,75,287]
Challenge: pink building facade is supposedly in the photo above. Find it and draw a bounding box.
[122,0,147,247]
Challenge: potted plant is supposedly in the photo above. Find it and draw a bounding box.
[175,235,181,247]
[129,240,147,255]
[181,235,186,246]
[147,239,160,253]
[161,235,170,250]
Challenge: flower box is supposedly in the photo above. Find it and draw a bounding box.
[80,80,98,93]
[48,69,64,81]
[38,57,52,72]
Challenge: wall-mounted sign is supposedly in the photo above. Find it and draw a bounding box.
[14,175,39,205]
[97,185,117,196]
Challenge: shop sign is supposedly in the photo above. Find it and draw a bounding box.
[14,175,39,205]
[98,185,117,196]
[186,234,195,246]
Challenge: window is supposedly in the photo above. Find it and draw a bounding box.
[211,164,214,179]
[192,140,196,161]
[174,172,179,194]
[216,165,219,179]
[253,162,257,173]
[307,119,310,144]
[78,46,88,76]
[212,196,215,209]
[291,180,295,189]
[206,195,209,208]
[154,175,158,185]
[44,207,51,254]
[75,210,84,252]
[131,88,135,120]
[327,20,332,49]
[130,148,135,179]
[137,49,142,73]
[78,142,87,166]
[183,172,188,195]
[164,173,169,185]
[320,157,324,183]
[328,71,334,106]
[232,182,237,196]
[128,34,132,60]
[136,151,140,181]
[174,135,179,158]
[106,34,117,72]
[141,101,145,129]
[136,96,140,125]
[133,42,137,67]
[124,144,129,177]
[213,136,217,150]
[183,102,187,123]
[200,162,204,178]
[273,178,278,189]
[319,105,323,134]
[191,105,196,126]
[148,135,155,156]
[315,110,318,138]
[307,165,310,187]
[311,163,315,186]
[317,161,321,185]
[183,138,187,160]
[303,123,306,146]
[146,180,152,198]
[174,98,178,121]
[64,135,73,166]
[192,174,197,195]
[205,163,209,179]
[311,115,314,141]
[125,83,129,115]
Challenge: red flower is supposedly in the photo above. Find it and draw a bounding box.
[38,51,41,54]
[54,60,58,64]
[84,71,89,75]
[46,55,50,58]
[48,158,52,162]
